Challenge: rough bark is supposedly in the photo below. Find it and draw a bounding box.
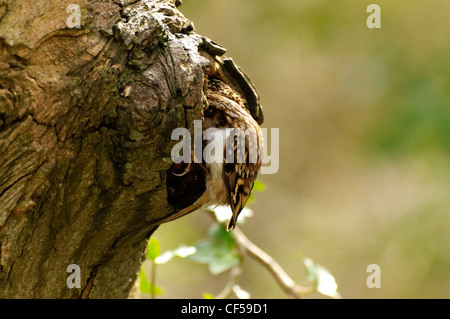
[0,0,263,299]
[0,0,209,298]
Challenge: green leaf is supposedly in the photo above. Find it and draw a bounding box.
[188,239,240,275]
[247,180,265,204]
[146,238,161,261]
[139,269,150,293]
[209,250,240,275]
[187,224,240,275]
[303,257,341,299]
[247,193,255,204]
[208,223,235,248]
[139,268,164,296]
[187,240,217,264]
[203,292,215,299]
[252,180,266,192]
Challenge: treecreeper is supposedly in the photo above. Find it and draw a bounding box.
[165,35,265,231]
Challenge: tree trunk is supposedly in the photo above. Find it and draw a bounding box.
[0,0,209,298]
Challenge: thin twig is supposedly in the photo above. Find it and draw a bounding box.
[233,226,314,298]
[151,260,156,299]
[205,209,314,298]
[215,266,242,299]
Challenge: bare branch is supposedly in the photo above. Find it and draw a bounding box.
[232,226,314,298]
[205,209,314,298]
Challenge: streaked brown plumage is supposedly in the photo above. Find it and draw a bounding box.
[165,78,264,230]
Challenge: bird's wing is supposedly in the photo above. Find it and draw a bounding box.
[223,133,257,230]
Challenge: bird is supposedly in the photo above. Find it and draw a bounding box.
[165,77,264,231]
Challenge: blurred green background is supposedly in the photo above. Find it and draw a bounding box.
[149,0,450,298]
